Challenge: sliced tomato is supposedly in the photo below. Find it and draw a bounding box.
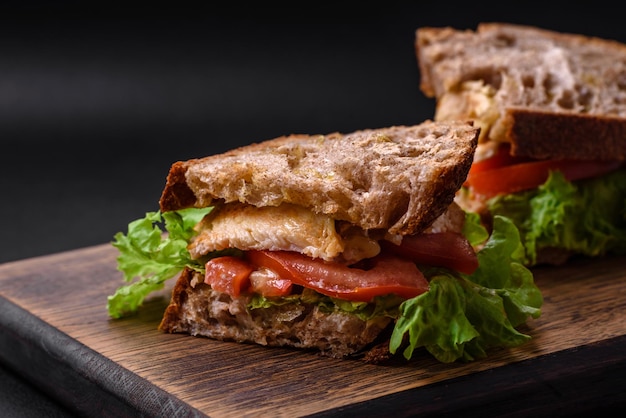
[246,250,429,302]
[466,144,530,181]
[204,256,254,297]
[467,158,622,199]
[382,232,478,275]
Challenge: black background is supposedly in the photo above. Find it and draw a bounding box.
[1,2,625,416]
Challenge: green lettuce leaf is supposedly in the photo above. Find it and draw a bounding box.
[389,215,542,363]
[107,208,211,318]
[488,169,626,265]
[463,211,490,247]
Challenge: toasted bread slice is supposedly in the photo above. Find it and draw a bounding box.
[160,121,479,236]
[416,23,626,161]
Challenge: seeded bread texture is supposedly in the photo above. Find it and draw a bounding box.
[416,23,626,160]
[159,121,479,235]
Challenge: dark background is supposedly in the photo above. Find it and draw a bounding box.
[3,3,626,265]
[1,3,625,416]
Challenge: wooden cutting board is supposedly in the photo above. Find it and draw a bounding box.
[1,244,625,417]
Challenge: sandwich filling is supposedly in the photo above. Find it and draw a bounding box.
[108,195,543,363]
[188,201,478,303]
[443,81,626,264]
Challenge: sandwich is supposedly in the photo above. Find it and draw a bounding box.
[107,121,543,363]
[416,23,626,266]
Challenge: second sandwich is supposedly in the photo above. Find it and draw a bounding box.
[416,23,626,266]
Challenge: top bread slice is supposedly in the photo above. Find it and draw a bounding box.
[159,121,479,236]
[416,22,626,161]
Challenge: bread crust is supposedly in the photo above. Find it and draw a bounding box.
[416,23,626,160]
[159,122,479,235]
[158,268,393,358]
[506,108,626,160]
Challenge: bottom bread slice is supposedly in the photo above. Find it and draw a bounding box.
[158,268,393,358]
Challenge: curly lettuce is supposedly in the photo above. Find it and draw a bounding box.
[107,208,211,318]
[487,170,626,265]
[108,209,542,364]
[389,215,542,363]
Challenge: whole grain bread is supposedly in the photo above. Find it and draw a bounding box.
[158,268,393,359]
[416,23,626,160]
[160,121,479,235]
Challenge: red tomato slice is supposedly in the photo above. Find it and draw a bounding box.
[246,250,429,302]
[467,159,622,199]
[466,144,530,180]
[382,232,478,275]
[204,256,254,297]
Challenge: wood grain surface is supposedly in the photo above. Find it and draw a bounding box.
[0,244,625,417]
